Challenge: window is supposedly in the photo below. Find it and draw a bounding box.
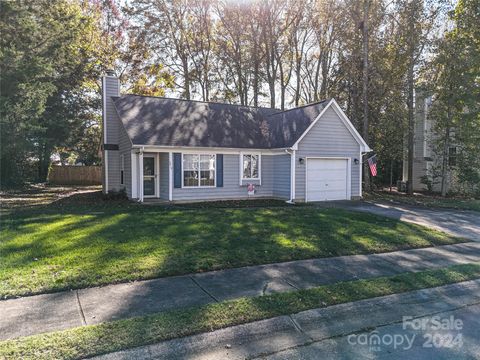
[448,147,457,167]
[242,154,260,179]
[183,154,215,187]
[120,154,125,185]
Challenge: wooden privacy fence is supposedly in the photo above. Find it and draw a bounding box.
[48,165,102,185]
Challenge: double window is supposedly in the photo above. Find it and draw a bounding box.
[242,154,260,179]
[183,154,216,187]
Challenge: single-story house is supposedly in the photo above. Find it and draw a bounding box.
[102,72,371,203]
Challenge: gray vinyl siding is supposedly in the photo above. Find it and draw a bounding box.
[273,154,291,198]
[103,76,124,193]
[172,154,287,201]
[118,122,132,197]
[295,107,361,201]
[159,152,169,200]
[105,151,121,192]
[104,77,120,144]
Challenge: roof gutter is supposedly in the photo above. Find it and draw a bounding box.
[130,144,292,152]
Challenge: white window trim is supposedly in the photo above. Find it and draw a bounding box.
[240,153,261,182]
[181,153,217,188]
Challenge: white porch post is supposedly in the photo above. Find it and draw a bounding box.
[131,151,138,199]
[139,151,144,202]
[156,153,160,198]
[291,149,296,202]
[168,152,173,201]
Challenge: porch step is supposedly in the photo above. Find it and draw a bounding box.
[142,198,170,205]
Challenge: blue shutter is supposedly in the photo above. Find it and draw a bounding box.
[174,153,182,188]
[216,154,223,187]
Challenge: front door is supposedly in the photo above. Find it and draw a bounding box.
[143,156,156,197]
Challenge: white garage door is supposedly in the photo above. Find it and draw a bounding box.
[306,158,349,201]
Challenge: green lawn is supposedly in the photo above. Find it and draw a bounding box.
[367,191,480,211]
[1,263,479,360]
[0,195,465,298]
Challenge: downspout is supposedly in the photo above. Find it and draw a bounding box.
[285,149,296,203]
[168,152,173,201]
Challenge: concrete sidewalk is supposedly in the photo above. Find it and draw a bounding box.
[1,242,480,340]
[95,279,480,360]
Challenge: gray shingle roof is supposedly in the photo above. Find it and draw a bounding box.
[265,101,330,147]
[113,95,330,149]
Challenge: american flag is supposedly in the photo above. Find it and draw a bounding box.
[367,155,378,177]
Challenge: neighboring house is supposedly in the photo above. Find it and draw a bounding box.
[102,72,371,203]
[402,90,455,192]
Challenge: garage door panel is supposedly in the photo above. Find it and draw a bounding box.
[308,168,346,176]
[307,159,349,202]
[309,191,346,201]
[309,181,346,191]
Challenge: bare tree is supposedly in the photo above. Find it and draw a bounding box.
[185,0,215,101]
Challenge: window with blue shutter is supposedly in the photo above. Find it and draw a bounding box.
[173,153,182,188]
[216,154,223,187]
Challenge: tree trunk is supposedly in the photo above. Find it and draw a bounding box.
[440,110,451,197]
[313,50,322,101]
[253,49,259,107]
[268,47,276,108]
[237,62,245,105]
[390,159,393,192]
[294,39,302,106]
[406,32,415,195]
[279,61,285,110]
[37,143,51,182]
[362,0,371,191]
[204,69,209,101]
[253,66,259,107]
[407,64,415,195]
[182,58,190,100]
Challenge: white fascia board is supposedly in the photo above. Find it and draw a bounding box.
[132,145,288,155]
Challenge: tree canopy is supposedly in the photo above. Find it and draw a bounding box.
[1,0,478,196]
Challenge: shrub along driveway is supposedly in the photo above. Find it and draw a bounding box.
[0,194,465,298]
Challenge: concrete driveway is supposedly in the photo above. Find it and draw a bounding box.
[315,200,480,242]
